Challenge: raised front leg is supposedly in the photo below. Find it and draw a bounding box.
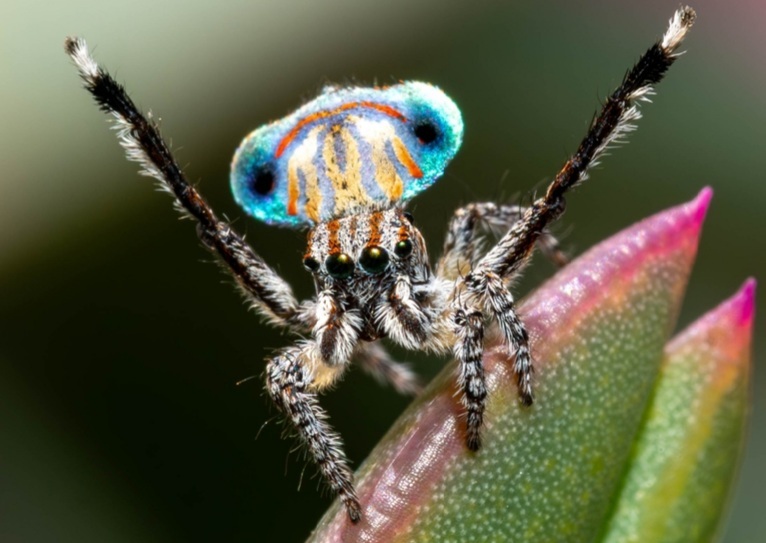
[474,8,696,284]
[448,8,695,451]
[65,38,308,330]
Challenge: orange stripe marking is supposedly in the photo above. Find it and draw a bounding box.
[393,138,424,179]
[276,101,407,159]
[368,212,383,247]
[327,220,341,254]
[398,215,409,241]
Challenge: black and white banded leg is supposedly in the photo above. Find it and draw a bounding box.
[450,7,695,448]
[465,271,533,404]
[437,202,568,280]
[64,37,306,331]
[452,305,488,451]
[476,7,696,284]
[266,346,360,522]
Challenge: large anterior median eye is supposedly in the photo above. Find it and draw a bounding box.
[325,253,355,279]
[359,246,390,275]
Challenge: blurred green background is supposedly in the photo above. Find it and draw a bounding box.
[1,1,763,541]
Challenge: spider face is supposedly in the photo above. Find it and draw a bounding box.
[305,208,423,277]
[304,207,430,320]
[66,6,694,524]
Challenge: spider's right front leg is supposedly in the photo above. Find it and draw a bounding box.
[266,343,361,523]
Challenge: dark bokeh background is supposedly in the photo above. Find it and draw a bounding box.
[2,1,763,541]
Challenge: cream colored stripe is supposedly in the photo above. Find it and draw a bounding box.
[323,122,373,216]
[354,116,404,202]
[287,125,323,222]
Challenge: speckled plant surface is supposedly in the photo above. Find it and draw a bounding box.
[307,189,754,543]
[601,279,753,543]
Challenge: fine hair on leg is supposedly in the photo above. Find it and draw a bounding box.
[266,346,361,522]
[450,7,696,445]
[64,37,304,329]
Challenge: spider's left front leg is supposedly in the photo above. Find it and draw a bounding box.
[442,206,544,413]
[451,298,488,451]
[449,6,698,419]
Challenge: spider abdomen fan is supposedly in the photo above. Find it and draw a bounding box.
[230,82,463,227]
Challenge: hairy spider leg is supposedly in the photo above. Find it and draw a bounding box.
[63,38,312,331]
[265,344,361,521]
[438,202,568,280]
[451,7,696,444]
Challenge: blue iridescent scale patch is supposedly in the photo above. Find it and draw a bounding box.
[230,82,463,228]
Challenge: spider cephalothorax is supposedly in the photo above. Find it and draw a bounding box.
[288,207,453,395]
[305,209,440,339]
[65,6,695,524]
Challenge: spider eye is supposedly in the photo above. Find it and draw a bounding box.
[394,239,413,258]
[251,167,276,196]
[403,211,415,224]
[414,121,439,144]
[359,246,390,275]
[303,256,320,272]
[325,253,354,279]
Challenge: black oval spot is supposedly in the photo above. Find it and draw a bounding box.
[325,253,354,279]
[403,211,415,224]
[252,168,275,196]
[359,246,390,275]
[414,121,438,144]
[394,239,413,258]
[303,256,320,272]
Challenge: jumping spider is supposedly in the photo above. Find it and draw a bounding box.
[65,6,695,523]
